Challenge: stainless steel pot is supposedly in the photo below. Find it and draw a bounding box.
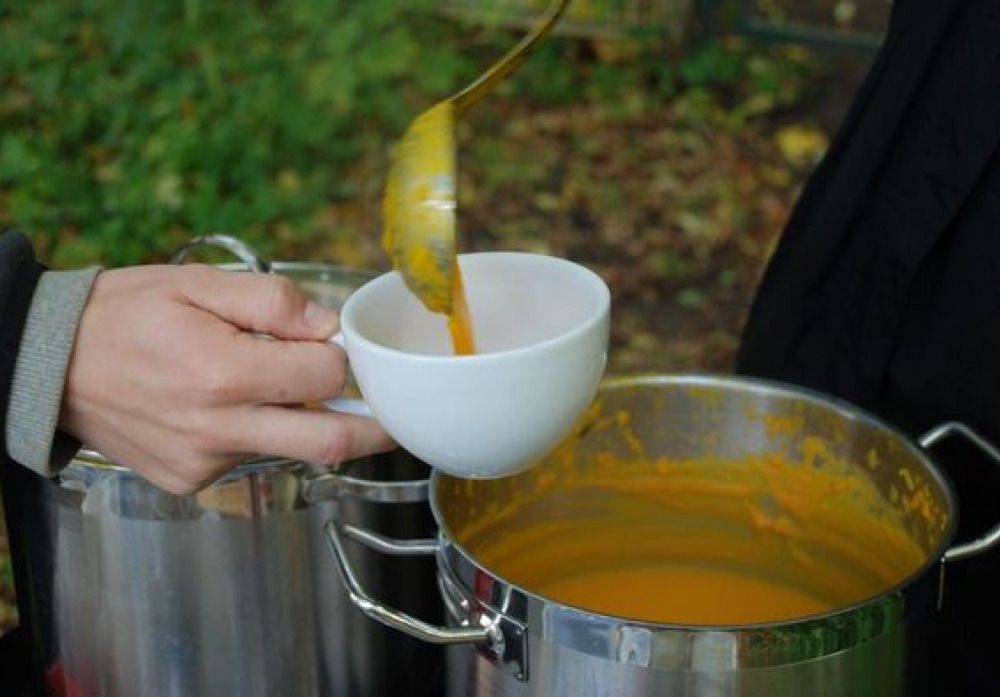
[2,236,444,696]
[327,374,1000,696]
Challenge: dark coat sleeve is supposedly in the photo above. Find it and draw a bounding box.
[0,230,45,689]
[0,231,45,462]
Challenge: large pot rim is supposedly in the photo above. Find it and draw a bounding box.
[428,373,957,663]
[69,450,303,480]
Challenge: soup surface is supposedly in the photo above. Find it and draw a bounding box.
[537,564,830,624]
[445,404,941,626]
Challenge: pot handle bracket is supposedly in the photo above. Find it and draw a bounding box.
[168,234,271,273]
[919,422,1000,562]
[324,518,530,681]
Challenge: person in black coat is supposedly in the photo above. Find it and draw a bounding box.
[738,0,1000,693]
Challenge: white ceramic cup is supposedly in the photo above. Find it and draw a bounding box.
[327,252,610,479]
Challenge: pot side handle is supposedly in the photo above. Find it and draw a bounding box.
[323,518,502,647]
[919,422,1000,563]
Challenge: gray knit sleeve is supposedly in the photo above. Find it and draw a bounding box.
[6,268,101,476]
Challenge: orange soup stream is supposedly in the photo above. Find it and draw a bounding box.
[446,260,475,355]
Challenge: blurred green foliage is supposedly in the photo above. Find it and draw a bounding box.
[0,0,816,268]
[0,0,478,266]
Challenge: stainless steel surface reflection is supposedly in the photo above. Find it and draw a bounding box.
[54,458,327,695]
[21,450,442,697]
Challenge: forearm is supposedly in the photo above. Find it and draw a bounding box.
[6,269,100,476]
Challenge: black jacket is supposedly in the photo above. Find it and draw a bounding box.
[0,232,44,455]
[738,1,1000,693]
[0,231,43,695]
[738,0,1000,444]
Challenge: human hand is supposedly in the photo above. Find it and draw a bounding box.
[58,264,396,495]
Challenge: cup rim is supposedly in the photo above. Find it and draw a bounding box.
[340,251,610,364]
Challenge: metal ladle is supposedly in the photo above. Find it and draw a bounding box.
[382,0,571,315]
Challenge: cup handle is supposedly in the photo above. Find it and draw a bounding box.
[323,397,373,418]
[324,333,374,418]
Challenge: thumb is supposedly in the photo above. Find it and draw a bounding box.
[177,265,340,341]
